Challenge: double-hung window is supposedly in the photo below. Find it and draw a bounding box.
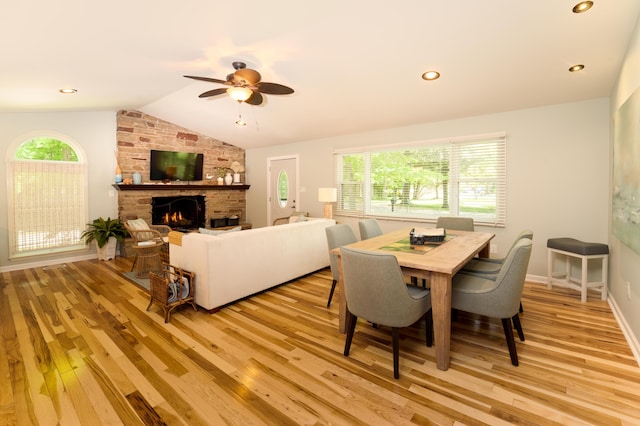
[334,132,506,227]
[7,136,88,258]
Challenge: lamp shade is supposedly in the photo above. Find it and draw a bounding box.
[318,187,337,203]
[227,87,253,102]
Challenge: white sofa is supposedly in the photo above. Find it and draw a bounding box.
[169,218,335,310]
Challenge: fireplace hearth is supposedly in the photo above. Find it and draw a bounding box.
[152,196,205,230]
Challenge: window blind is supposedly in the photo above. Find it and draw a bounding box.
[334,133,507,227]
[9,159,88,257]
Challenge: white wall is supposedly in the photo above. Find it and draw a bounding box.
[610,15,640,353]
[0,104,611,279]
[0,111,118,269]
[246,98,610,281]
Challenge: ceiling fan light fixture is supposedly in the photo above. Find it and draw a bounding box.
[422,71,440,81]
[227,87,253,102]
[186,62,293,106]
[572,1,593,13]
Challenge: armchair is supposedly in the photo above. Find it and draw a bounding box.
[124,218,171,268]
[341,246,432,379]
[460,229,533,313]
[325,224,358,307]
[272,212,309,226]
[435,216,475,231]
[358,218,383,240]
[451,238,532,365]
[461,230,534,275]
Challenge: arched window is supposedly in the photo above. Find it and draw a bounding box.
[7,135,88,258]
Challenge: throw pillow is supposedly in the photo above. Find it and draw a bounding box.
[199,226,242,236]
[288,213,307,224]
[127,218,154,241]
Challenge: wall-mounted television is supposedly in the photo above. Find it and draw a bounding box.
[150,150,204,182]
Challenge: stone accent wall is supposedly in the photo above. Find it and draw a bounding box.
[116,110,247,224]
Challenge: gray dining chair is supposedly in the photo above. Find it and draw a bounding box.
[325,224,358,307]
[451,238,532,366]
[358,218,383,240]
[416,216,475,288]
[436,216,475,231]
[460,229,533,313]
[462,230,534,275]
[341,246,433,379]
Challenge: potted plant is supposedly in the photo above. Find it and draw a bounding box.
[215,167,227,185]
[81,217,128,260]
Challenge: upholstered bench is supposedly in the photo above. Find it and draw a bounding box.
[547,238,609,302]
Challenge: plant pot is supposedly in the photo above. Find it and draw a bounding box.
[96,237,118,261]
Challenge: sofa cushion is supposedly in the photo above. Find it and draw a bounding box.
[199,226,242,236]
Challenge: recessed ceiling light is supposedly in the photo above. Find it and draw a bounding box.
[59,88,77,94]
[572,1,593,13]
[569,64,585,72]
[422,71,440,81]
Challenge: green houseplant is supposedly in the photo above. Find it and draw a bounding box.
[81,217,128,260]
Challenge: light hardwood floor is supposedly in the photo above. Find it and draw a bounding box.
[1,257,639,425]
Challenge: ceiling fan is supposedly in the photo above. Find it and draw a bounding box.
[184,62,294,106]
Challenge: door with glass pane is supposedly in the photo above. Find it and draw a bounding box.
[268,156,298,225]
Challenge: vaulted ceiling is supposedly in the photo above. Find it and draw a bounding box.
[2,1,639,149]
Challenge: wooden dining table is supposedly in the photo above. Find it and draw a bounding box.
[333,227,494,371]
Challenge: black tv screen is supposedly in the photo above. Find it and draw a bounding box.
[150,150,204,181]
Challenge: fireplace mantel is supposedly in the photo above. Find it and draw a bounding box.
[112,184,250,191]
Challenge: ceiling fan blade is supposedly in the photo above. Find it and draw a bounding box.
[184,75,229,85]
[246,91,263,106]
[256,82,294,95]
[198,88,228,98]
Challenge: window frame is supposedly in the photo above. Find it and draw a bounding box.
[333,132,507,227]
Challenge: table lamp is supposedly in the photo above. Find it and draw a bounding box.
[318,188,337,219]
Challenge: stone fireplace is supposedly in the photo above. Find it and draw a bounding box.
[115,110,248,231]
[116,185,247,230]
[152,195,206,230]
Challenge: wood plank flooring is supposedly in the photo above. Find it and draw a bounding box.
[1,257,639,425]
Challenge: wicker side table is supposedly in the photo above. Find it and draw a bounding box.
[147,263,197,323]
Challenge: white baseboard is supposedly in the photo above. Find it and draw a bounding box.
[527,273,640,367]
[0,253,97,273]
[526,273,547,284]
[608,295,640,367]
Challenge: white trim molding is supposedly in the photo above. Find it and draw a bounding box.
[0,253,97,273]
[608,294,640,367]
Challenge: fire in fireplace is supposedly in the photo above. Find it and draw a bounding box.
[152,196,205,230]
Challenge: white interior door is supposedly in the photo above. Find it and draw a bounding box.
[268,156,298,225]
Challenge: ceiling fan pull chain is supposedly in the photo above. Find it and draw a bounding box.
[235,102,247,127]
